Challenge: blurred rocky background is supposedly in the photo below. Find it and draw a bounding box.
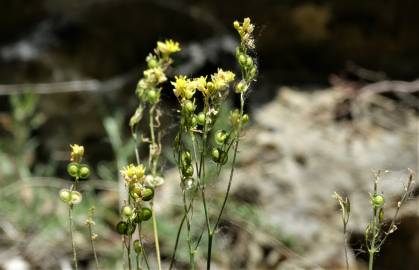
[0,0,418,269]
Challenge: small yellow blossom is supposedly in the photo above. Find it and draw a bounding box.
[171,75,195,100]
[193,76,208,94]
[211,69,235,92]
[120,164,146,184]
[157,39,181,56]
[70,144,84,162]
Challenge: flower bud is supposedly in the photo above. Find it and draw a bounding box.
[235,81,246,93]
[184,100,195,113]
[147,59,158,69]
[79,165,90,179]
[245,56,253,67]
[141,187,154,201]
[233,21,240,30]
[67,163,79,178]
[134,240,142,254]
[146,89,158,103]
[190,115,197,127]
[215,130,228,145]
[59,189,72,203]
[122,205,133,218]
[71,191,82,205]
[249,67,257,79]
[372,194,385,208]
[238,54,247,66]
[197,112,205,125]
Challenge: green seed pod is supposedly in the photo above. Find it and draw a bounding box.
[182,164,194,178]
[134,239,142,254]
[71,191,82,205]
[67,163,79,178]
[238,54,247,66]
[79,165,90,179]
[215,130,228,145]
[59,189,72,203]
[122,205,133,218]
[141,187,154,201]
[242,114,249,125]
[197,112,205,125]
[146,90,158,103]
[139,207,152,221]
[212,148,227,164]
[126,222,136,235]
[211,148,220,162]
[116,221,128,235]
[372,194,385,208]
[181,150,192,165]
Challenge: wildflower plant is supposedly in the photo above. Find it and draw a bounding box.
[59,144,91,270]
[334,169,415,270]
[116,39,180,270]
[364,170,415,270]
[59,19,256,270]
[168,18,256,270]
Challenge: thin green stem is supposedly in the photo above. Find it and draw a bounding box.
[68,205,78,270]
[207,94,245,270]
[168,210,187,270]
[206,233,213,270]
[151,202,162,270]
[127,235,133,270]
[368,251,374,270]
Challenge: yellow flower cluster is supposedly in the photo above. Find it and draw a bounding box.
[120,164,146,185]
[70,144,84,163]
[233,18,255,50]
[171,69,235,100]
[171,75,195,100]
[210,69,235,93]
[157,39,181,57]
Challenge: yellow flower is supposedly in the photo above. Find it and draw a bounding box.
[171,75,195,100]
[211,69,235,92]
[157,39,181,56]
[120,164,145,184]
[193,76,208,94]
[70,144,84,162]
